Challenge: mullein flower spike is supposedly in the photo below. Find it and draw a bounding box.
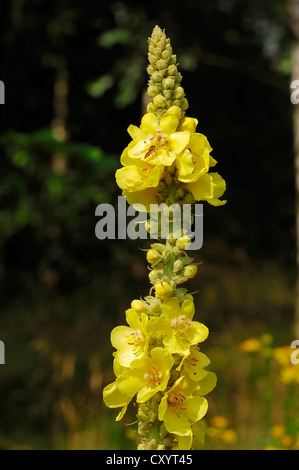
[103,26,226,450]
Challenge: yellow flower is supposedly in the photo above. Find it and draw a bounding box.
[148,297,209,356]
[176,133,211,183]
[158,375,208,437]
[239,337,262,353]
[186,172,226,206]
[122,187,162,212]
[271,424,285,439]
[125,107,190,167]
[193,370,217,396]
[115,347,174,403]
[209,416,229,429]
[115,159,164,192]
[279,366,299,385]
[111,309,149,367]
[280,435,293,447]
[179,345,210,382]
[221,429,238,444]
[102,361,132,421]
[154,281,173,300]
[273,346,291,366]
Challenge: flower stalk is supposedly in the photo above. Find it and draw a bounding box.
[103,25,226,450]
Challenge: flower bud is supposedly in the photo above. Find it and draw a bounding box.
[163,89,172,100]
[151,71,163,83]
[183,265,198,279]
[167,64,178,76]
[156,58,168,70]
[167,105,182,119]
[131,299,147,313]
[162,49,171,60]
[148,298,162,315]
[154,281,173,300]
[181,98,189,111]
[175,187,185,200]
[146,249,160,264]
[173,259,184,273]
[147,85,161,98]
[176,235,191,250]
[147,64,155,75]
[163,77,175,90]
[162,249,172,262]
[173,86,185,100]
[147,102,156,114]
[153,94,168,108]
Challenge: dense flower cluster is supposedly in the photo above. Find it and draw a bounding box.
[103,25,226,451]
[116,105,226,212]
[103,236,216,449]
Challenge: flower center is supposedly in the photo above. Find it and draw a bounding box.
[143,366,163,387]
[127,329,145,355]
[144,127,169,158]
[170,315,192,338]
[167,391,187,411]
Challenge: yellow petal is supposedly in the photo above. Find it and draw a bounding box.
[127,124,146,140]
[123,188,161,212]
[189,133,212,154]
[115,166,145,191]
[160,113,179,134]
[163,407,191,436]
[178,117,198,133]
[178,149,210,183]
[185,174,214,200]
[176,432,193,450]
[103,382,131,408]
[111,325,132,350]
[195,371,217,396]
[140,113,158,135]
[127,139,148,160]
[184,395,208,422]
[168,131,190,154]
[176,149,194,176]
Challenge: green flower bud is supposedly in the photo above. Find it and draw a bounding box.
[163,89,173,100]
[173,86,185,100]
[147,85,161,98]
[162,248,172,262]
[183,264,198,278]
[147,64,155,75]
[151,71,163,83]
[175,187,185,200]
[173,259,184,273]
[162,50,171,60]
[153,94,168,108]
[163,76,176,90]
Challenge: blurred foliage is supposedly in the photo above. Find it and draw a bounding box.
[0,0,298,450]
[0,129,118,298]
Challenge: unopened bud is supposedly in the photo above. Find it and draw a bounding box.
[153,94,168,108]
[146,249,160,264]
[173,86,185,100]
[173,259,184,273]
[183,265,198,279]
[131,299,146,313]
[156,58,168,70]
[154,281,173,300]
[176,236,191,250]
